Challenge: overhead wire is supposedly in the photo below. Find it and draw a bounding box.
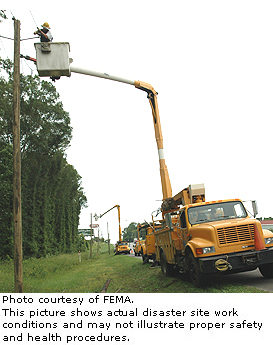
[9,10,15,20]
[0,34,13,40]
[22,10,39,76]
[22,58,35,76]
[0,35,36,41]
[0,13,38,75]
[0,14,16,61]
[29,10,39,29]
[0,37,9,58]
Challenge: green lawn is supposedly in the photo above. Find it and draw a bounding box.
[0,245,267,293]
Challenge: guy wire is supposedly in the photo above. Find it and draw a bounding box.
[29,10,38,28]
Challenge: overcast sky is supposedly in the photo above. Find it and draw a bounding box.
[1,1,273,243]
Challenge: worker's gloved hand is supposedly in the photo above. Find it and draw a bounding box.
[34,28,41,35]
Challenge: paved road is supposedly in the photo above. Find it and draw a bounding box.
[212,269,273,292]
[128,252,273,292]
[128,252,142,260]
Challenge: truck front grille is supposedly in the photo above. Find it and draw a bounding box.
[217,224,254,245]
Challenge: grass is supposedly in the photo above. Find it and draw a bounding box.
[0,243,267,293]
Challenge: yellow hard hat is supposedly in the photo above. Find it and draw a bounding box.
[42,22,50,29]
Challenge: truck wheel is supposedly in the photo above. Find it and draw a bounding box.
[160,250,174,277]
[259,263,273,278]
[188,253,205,287]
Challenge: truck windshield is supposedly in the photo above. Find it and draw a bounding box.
[187,201,247,225]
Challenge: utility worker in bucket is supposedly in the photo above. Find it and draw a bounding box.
[34,22,53,42]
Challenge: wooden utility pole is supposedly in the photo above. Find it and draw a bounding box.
[13,18,23,293]
[90,213,93,259]
[107,222,110,255]
[97,229,99,258]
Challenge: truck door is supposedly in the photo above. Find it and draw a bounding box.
[180,209,188,250]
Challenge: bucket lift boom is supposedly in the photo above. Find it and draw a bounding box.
[34,42,172,203]
[95,205,122,242]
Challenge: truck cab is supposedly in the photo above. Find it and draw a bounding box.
[134,239,145,256]
[155,198,273,286]
[114,241,131,255]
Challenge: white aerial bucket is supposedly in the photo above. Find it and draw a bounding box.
[34,42,71,77]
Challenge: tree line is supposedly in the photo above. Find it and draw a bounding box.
[122,222,138,242]
[0,58,87,260]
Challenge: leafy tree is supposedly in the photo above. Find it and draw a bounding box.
[122,222,138,242]
[0,142,13,259]
[0,10,7,22]
[0,58,87,259]
[0,59,72,156]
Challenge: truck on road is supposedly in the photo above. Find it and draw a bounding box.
[155,186,273,286]
[94,205,130,255]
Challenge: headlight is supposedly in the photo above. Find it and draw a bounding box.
[196,246,215,255]
[265,237,273,245]
[203,246,215,254]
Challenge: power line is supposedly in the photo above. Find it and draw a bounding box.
[0,34,13,40]
[21,58,35,76]
[29,10,38,28]
[21,37,37,41]
[0,37,9,58]
[0,35,37,41]
[0,13,41,75]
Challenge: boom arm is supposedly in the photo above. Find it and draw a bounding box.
[35,46,206,214]
[134,81,172,200]
[96,205,122,242]
[70,66,172,201]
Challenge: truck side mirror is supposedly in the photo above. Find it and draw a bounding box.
[252,200,258,218]
[165,213,173,230]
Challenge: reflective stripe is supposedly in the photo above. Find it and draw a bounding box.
[158,148,164,160]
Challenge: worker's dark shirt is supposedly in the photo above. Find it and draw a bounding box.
[40,29,52,42]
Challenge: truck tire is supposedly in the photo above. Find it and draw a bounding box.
[160,250,174,277]
[259,263,273,278]
[188,253,205,287]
